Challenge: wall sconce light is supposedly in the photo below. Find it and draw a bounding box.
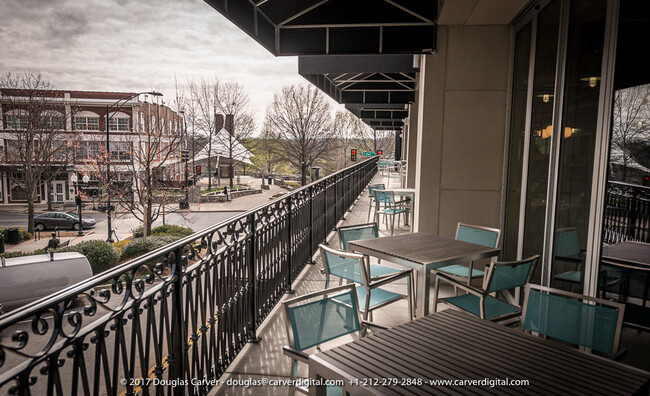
[580,76,601,88]
[536,94,554,103]
[534,125,576,139]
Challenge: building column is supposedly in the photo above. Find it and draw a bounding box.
[405,96,419,188]
[413,25,510,237]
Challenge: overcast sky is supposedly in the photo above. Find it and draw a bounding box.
[0,0,308,127]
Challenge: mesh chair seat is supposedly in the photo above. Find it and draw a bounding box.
[335,286,403,311]
[326,386,344,396]
[437,264,485,279]
[378,208,407,215]
[445,294,520,320]
[328,257,401,283]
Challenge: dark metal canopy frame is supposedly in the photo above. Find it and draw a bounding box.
[0,157,378,395]
[204,0,437,56]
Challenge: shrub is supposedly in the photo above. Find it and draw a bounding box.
[112,239,133,255]
[1,228,33,241]
[151,224,194,238]
[131,225,144,238]
[121,236,180,260]
[56,240,120,274]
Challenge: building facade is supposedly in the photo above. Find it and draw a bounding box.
[0,89,184,205]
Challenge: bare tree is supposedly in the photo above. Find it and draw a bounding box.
[215,81,255,187]
[0,72,76,233]
[188,78,220,189]
[265,84,334,185]
[332,110,367,168]
[612,84,650,181]
[254,122,285,179]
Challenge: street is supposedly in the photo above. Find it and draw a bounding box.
[0,211,243,236]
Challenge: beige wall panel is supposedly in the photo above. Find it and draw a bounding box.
[445,26,510,91]
[438,190,502,238]
[440,90,507,191]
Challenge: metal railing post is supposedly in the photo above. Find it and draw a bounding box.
[286,196,295,293]
[308,185,315,263]
[169,247,187,396]
[248,213,261,342]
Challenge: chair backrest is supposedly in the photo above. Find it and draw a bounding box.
[483,255,539,293]
[456,223,501,248]
[320,244,369,286]
[522,284,625,355]
[338,223,378,251]
[554,227,581,257]
[283,284,362,351]
[373,189,394,205]
[368,184,385,199]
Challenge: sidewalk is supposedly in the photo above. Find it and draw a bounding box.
[3,231,124,254]
[0,177,290,214]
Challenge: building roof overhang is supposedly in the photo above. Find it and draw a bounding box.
[204,0,437,56]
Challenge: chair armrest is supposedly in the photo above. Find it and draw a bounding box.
[370,269,412,288]
[434,272,485,297]
[282,346,310,363]
[612,348,627,362]
[362,320,389,333]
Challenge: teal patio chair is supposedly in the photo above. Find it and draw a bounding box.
[282,284,387,395]
[522,284,626,358]
[373,190,409,236]
[552,227,620,295]
[366,183,385,222]
[435,223,501,287]
[320,244,414,321]
[433,255,539,322]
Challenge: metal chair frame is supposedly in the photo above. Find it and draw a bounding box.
[433,255,539,322]
[282,284,388,395]
[366,184,385,223]
[521,284,626,358]
[373,190,409,236]
[319,244,414,321]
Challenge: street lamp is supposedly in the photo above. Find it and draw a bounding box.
[70,173,90,236]
[106,91,162,242]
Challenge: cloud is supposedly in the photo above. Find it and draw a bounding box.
[0,0,304,128]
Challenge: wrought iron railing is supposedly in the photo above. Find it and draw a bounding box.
[604,181,650,244]
[0,157,378,396]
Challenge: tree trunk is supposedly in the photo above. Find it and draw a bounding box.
[301,163,308,186]
[27,200,35,235]
[229,161,234,187]
[46,180,53,211]
[146,197,153,236]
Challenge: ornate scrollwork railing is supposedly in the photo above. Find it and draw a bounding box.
[0,157,378,396]
[604,181,650,244]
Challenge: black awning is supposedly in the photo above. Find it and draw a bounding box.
[204,0,437,56]
[299,55,414,131]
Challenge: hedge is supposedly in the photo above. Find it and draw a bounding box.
[120,236,181,260]
[131,224,194,239]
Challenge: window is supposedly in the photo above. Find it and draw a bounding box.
[75,116,100,131]
[6,113,28,130]
[111,141,131,161]
[5,140,23,161]
[109,117,129,132]
[76,141,101,159]
[140,114,145,132]
[39,112,64,130]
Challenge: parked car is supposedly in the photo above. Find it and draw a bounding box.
[34,211,96,231]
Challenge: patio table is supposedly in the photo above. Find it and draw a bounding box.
[348,233,500,317]
[308,309,650,396]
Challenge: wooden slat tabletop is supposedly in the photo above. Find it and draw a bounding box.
[602,242,650,269]
[348,233,499,267]
[309,310,650,395]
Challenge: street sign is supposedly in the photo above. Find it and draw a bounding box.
[362,152,376,157]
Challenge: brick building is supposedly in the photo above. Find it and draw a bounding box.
[0,89,184,205]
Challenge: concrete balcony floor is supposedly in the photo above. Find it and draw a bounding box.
[212,174,442,395]
[212,174,650,395]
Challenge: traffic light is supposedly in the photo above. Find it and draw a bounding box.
[195,165,201,175]
[180,149,189,162]
[377,150,383,156]
[351,149,357,162]
[75,195,82,206]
